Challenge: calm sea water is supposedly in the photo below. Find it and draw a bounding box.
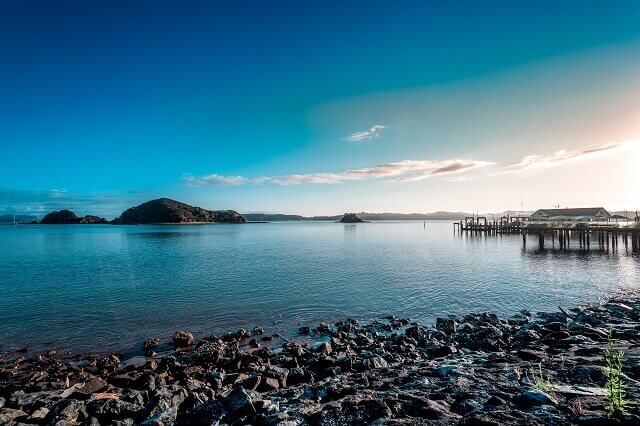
[0,221,638,355]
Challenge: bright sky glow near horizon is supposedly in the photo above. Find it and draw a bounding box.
[1,1,640,218]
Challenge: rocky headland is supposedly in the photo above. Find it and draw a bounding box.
[339,213,365,223]
[40,210,109,225]
[1,295,639,425]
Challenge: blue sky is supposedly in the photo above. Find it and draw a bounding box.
[1,1,640,217]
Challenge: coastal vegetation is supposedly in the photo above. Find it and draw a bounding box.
[605,329,627,417]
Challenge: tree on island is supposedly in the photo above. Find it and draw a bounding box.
[339,213,364,223]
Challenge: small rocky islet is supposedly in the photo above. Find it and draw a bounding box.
[339,213,365,223]
[1,296,639,425]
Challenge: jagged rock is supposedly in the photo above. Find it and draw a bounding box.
[143,338,160,356]
[0,408,27,424]
[176,401,226,425]
[257,377,280,392]
[436,318,457,335]
[71,377,108,399]
[517,348,546,362]
[287,368,314,386]
[517,389,559,407]
[86,398,142,422]
[223,387,256,419]
[97,354,120,372]
[429,344,458,358]
[44,400,86,424]
[173,331,194,348]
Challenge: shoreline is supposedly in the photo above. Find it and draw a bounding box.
[1,295,639,424]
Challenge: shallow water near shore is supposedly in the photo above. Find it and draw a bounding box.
[0,221,638,355]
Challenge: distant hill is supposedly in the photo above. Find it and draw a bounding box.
[243,211,473,221]
[112,198,245,224]
[0,214,37,223]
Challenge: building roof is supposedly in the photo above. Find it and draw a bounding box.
[531,207,610,218]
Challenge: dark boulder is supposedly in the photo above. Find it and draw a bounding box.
[173,331,194,348]
[223,387,256,419]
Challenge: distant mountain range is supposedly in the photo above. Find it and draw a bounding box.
[243,211,481,221]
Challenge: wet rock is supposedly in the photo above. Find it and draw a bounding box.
[298,326,310,335]
[398,396,459,421]
[143,338,160,356]
[239,375,262,391]
[173,331,194,348]
[44,399,86,425]
[87,398,142,422]
[71,377,108,399]
[517,348,546,362]
[437,364,459,377]
[192,340,226,365]
[310,341,332,354]
[436,318,457,335]
[176,400,226,425]
[572,365,608,386]
[287,367,314,386]
[97,354,120,372]
[28,406,49,421]
[429,344,457,358]
[223,387,256,419]
[517,389,559,407]
[0,408,27,424]
[141,407,178,425]
[312,396,391,424]
[368,356,389,369]
[257,377,280,392]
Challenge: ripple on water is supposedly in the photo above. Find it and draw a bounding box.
[0,221,638,354]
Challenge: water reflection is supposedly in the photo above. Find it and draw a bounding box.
[0,221,637,354]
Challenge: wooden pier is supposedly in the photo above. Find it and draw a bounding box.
[454,219,640,253]
[453,216,527,234]
[519,225,640,253]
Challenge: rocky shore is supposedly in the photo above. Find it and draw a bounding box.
[1,296,639,425]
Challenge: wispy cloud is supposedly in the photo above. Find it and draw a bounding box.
[185,158,494,187]
[184,174,247,186]
[343,124,386,142]
[391,160,493,182]
[186,141,632,188]
[494,142,625,175]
